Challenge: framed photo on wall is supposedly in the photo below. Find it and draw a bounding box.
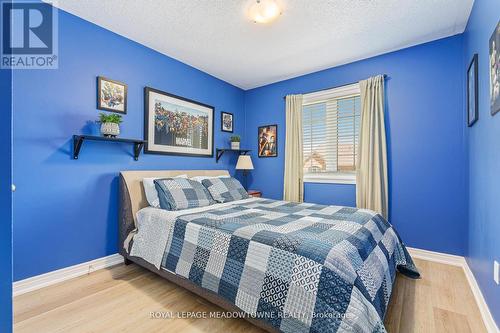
[144,87,214,157]
[258,124,277,157]
[97,76,127,114]
[221,112,233,132]
[467,54,478,126]
[490,20,500,116]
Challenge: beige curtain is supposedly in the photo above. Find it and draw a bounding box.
[356,75,388,218]
[283,94,304,202]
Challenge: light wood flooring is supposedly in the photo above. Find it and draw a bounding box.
[14,258,487,333]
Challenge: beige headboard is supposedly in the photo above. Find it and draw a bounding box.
[118,170,230,254]
[122,169,230,222]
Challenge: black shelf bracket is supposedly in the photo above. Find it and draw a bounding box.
[133,142,145,161]
[73,135,84,160]
[72,135,147,161]
[215,148,251,163]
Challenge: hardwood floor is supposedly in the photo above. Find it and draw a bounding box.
[384,259,486,333]
[14,258,487,333]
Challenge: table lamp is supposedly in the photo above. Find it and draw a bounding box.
[235,155,254,190]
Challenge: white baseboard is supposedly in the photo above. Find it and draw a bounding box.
[408,247,499,333]
[407,246,466,266]
[462,261,500,333]
[13,253,123,297]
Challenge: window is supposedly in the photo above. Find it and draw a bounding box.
[302,83,361,184]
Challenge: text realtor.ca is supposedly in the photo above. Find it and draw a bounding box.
[1,1,58,69]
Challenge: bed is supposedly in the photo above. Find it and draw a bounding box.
[119,170,419,333]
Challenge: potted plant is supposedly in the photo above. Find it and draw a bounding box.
[230,135,241,150]
[98,113,122,138]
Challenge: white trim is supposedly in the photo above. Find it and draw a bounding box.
[407,247,466,266]
[304,173,356,185]
[462,261,500,333]
[408,247,499,333]
[302,83,360,105]
[13,254,123,297]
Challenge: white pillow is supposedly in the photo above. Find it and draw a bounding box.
[190,175,231,183]
[143,175,188,208]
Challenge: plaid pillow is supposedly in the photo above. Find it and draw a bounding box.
[201,177,249,203]
[154,178,215,211]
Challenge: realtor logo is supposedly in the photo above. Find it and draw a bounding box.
[1,0,58,69]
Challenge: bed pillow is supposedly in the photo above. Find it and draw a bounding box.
[154,178,215,210]
[143,175,188,208]
[201,177,249,203]
[190,175,231,183]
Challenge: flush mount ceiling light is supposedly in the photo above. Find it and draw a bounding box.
[248,0,282,24]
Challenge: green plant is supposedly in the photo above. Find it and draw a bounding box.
[98,113,123,124]
[230,135,241,142]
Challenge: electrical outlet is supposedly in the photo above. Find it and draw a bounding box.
[495,261,499,285]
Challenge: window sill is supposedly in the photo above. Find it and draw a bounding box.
[304,174,356,185]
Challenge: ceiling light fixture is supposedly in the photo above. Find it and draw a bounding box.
[248,0,282,24]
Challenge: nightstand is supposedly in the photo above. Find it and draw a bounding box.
[247,190,262,198]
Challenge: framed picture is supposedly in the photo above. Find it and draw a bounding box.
[221,112,233,132]
[258,124,277,157]
[467,54,478,126]
[144,87,214,157]
[97,76,127,114]
[490,20,500,116]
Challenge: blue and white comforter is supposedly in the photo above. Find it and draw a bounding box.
[150,198,418,332]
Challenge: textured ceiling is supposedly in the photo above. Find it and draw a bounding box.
[51,0,474,89]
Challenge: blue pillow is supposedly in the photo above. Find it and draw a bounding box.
[154,178,215,210]
[201,177,249,203]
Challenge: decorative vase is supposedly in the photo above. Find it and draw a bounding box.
[101,122,120,138]
[231,142,240,150]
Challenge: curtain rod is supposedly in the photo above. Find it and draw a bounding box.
[282,74,388,99]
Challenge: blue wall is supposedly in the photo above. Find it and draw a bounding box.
[244,35,468,256]
[0,65,13,330]
[12,9,245,281]
[463,0,500,326]
[303,183,356,207]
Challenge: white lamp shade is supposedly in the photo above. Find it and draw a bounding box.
[236,155,254,170]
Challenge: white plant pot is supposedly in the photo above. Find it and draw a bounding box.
[101,122,120,138]
[231,142,240,150]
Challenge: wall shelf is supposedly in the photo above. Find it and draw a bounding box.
[73,135,147,161]
[215,148,250,163]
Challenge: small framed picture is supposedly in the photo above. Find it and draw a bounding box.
[221,112,233,132]
[490,20,500,116]
[258,124,277,157]
[467,54,478,126]
[97,76,127,114]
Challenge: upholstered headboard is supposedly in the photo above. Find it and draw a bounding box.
[118,170,230,254]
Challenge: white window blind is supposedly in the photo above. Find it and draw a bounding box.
[302,83,361,184]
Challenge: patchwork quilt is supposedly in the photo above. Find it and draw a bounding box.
[160,199,419,333]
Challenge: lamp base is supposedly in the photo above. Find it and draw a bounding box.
[241,170,249,190]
